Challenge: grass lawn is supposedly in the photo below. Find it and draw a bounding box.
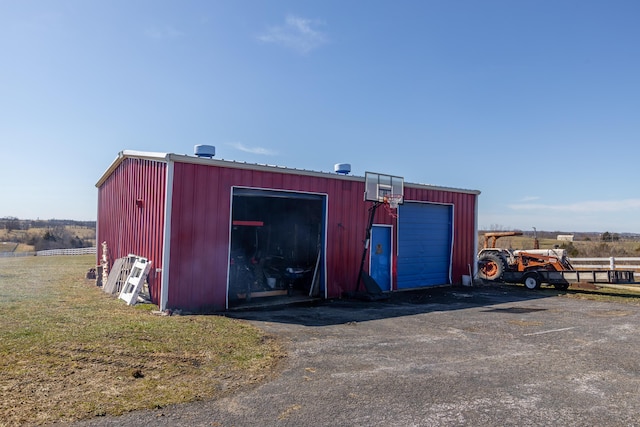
[0,255,284,426]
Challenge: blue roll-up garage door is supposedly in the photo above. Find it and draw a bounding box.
[397,202,453,289]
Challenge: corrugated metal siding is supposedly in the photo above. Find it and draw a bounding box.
[328,177,387,297]
[98,154,477,311]
[97,158,166,303]
[166,161,476,311]
[166,162,228,311]
[167,162,380,311]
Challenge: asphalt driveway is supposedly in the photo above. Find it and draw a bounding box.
[70,285,640,426]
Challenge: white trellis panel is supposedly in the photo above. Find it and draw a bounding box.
[119,256,151,305]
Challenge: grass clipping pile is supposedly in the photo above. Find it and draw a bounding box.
[0,255,285,426]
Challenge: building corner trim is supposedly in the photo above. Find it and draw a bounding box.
[159,160,174,311]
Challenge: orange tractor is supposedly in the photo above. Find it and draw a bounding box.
[477,231,573,290]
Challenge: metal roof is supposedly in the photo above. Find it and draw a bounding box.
[96,149,481,195]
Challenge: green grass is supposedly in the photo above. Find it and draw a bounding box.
[496,280,640,305]
[0,255,284,426]
[561,283,640,305]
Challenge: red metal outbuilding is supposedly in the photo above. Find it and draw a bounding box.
[96,150,480,312]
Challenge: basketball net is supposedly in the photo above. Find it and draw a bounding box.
[383,194,401,218]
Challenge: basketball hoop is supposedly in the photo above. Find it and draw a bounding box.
[384,194,402,209]
[358,172,404,292]
[383,194,402,218]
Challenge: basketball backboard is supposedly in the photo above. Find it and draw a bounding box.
[364,172,404,204]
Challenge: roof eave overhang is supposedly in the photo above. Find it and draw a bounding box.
[96,150,481,196]
[95,150,170,188]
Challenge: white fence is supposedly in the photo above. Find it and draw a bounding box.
[0,251,36,258]
[571,257,640,271]
[0,247,97,258]
[36,247,97,257]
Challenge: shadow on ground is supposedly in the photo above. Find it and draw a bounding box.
[224,283,562,326]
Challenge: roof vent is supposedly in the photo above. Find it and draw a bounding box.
[194,144,215,158]
[334,163,351,175]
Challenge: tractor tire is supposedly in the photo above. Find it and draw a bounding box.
[523,273,541,290]
[554,283,570,291]
[478,253,506,281]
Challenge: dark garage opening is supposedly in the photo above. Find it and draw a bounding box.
[228,188,326,307]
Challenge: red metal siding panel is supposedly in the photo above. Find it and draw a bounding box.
[326,177,369,296]
[163,161,478,311]
[167,163,373,310]
[168,163,232,311]
[97,158,167,304]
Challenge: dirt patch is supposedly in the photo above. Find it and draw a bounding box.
[570,282,599,290]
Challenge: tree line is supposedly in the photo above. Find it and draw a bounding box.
[1,217,96,251]
[1,217,95,232]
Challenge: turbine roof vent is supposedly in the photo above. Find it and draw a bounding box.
[194,144,215,158]
[334,163,351,175]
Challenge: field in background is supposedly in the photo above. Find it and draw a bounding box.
[3,218,639,257]
[0,255,284,426]
[0,242,33,252]
[479,234,640,258]
[0,224,96,253]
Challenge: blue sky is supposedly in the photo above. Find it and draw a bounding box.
[1,1,639,232]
